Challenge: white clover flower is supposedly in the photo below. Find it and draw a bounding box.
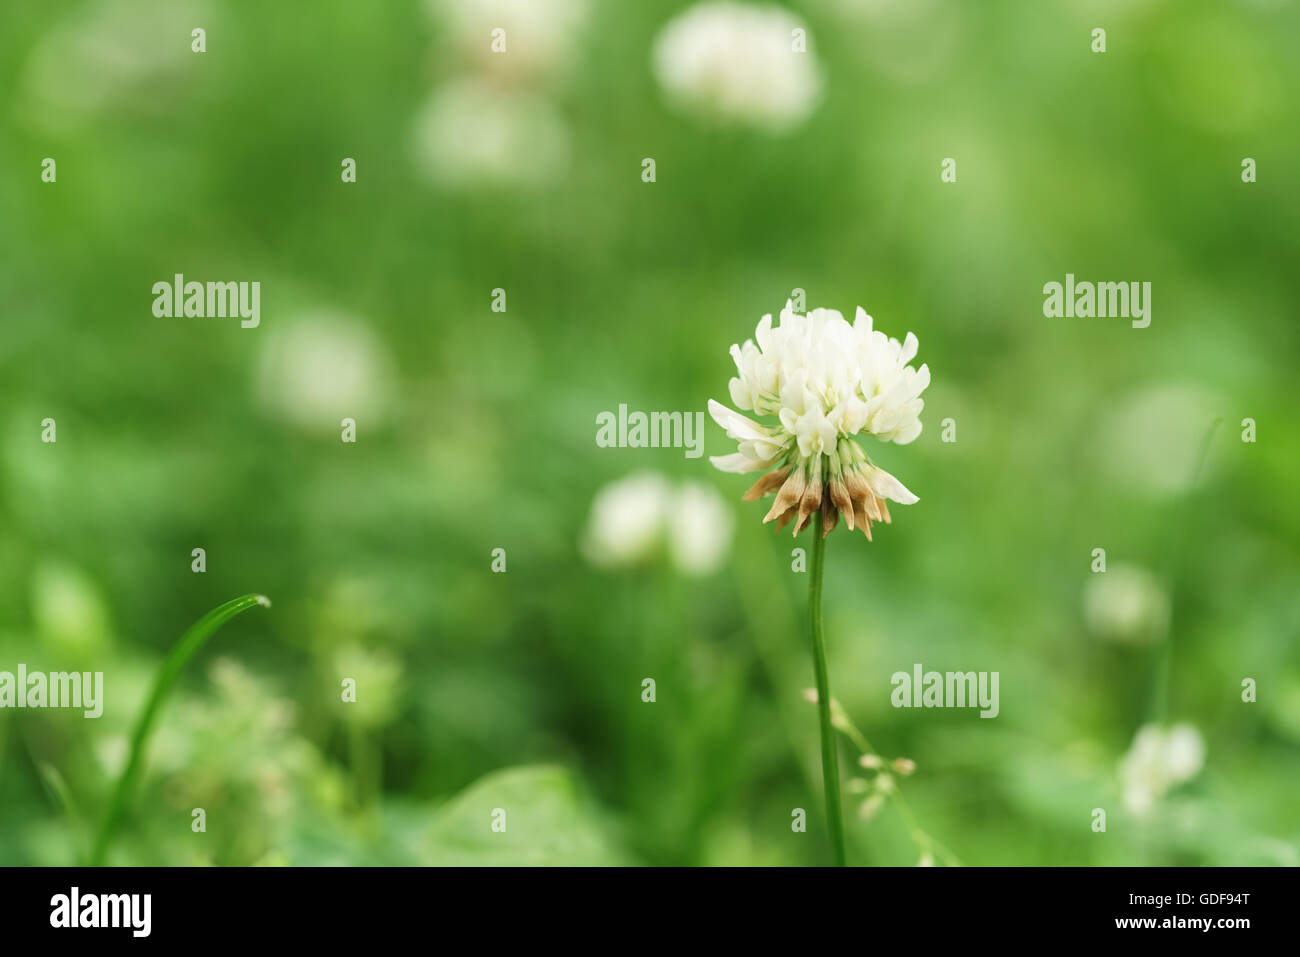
[580,472,673,569]
[709,301,930,537]
[1118,723,1206,815]
[581,473,733,576]
[411,79,570,188]
[1084,563,1171,645]
[667,480,735,575]
[15,0,214,133]
[652,2,823,132]
[255,312,394,433]
[427,0,590,79]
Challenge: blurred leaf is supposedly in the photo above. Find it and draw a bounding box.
[422,765,631,866]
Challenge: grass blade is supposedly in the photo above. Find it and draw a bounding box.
[89,593,270,866]
[38,761,87,862]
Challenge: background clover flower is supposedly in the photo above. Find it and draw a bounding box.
[709,302,930,538]
[1119,723,1206,815]
[1084,562,1172,646]
[652,1,823,133]
[580,472,733,577]
[427,0,590,80]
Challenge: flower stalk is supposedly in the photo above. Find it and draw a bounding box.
[808,516,846,865]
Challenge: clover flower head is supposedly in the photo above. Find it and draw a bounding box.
[1083,563,1171,645]
[652,1,823,133]
[709,301,930,538]
[413,79,570,189]
[580,472,733,576]
[429,0,590,78]
[1118,723,1206,815]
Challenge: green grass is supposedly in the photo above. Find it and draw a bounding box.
[89,594,271,866]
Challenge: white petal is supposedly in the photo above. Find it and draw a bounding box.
[841,396,868,434]
[709,452,774,474]
[865,465,918,504]
[728,377,752,411]
[779,407,798,435]
[817,418,837,451]
[780,369,808,415]
[740,438,782,460]
[707,399,768,442]
[729,342,745,374]
[913,362,931,394]
[892,418,923,445]
[900,331,919,366]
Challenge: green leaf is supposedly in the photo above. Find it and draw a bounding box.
[422,765,631,866]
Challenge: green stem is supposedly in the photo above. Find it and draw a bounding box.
[809,518,846,866]
[89,593,270,866]
[1150,418,1220,727]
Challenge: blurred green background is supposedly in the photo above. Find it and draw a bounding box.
[1,0,1297,866]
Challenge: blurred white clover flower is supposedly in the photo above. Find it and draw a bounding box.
[412,79,570,188]
[652,1,823,132]
[581,472,671,568]
[1093,384,1222,499]
[1084,563,1171,645]
[15,0,214,132]
[427,0,590,79]
[1118,723,1206,815]
[255,313,394,433]
[667,481,736,575]
[709,301,929,537]
[581,472,733,576]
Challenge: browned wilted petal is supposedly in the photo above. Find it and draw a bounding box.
[829,475,854,530]
[858,480,884,522]
[820,496,839,537]
[844,467,870,506]
[852,505,874,540]
[796,476,822,532]
[763,468,806,524]
[742,465,790,502]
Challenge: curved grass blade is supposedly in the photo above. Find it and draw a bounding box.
[38,762,87,863]
[89,593,271,866]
